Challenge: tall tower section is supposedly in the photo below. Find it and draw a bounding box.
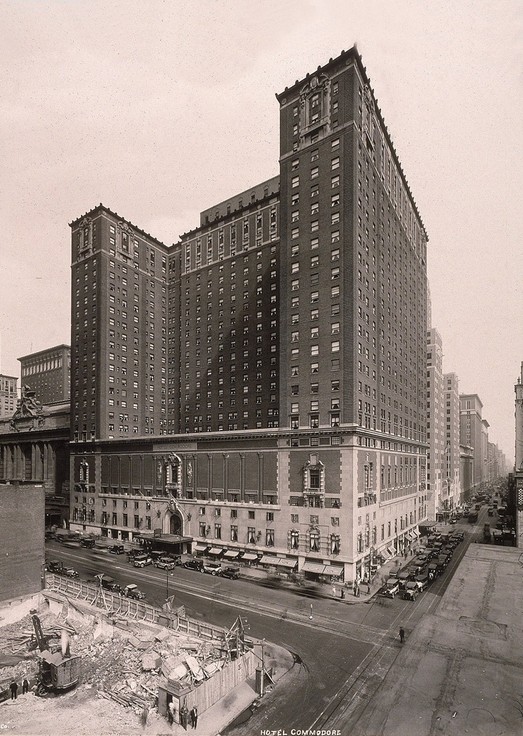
[70,205,169,443]
[276,49,428,448]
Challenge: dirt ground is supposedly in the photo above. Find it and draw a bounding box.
[1,686,171,736]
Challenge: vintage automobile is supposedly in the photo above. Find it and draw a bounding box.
[123,584,146,600]
[183,559,204,572]
[155,557,177,570]
[80,538,96,548]
[96,574,122,593]
[202,562,223,576]
[133,554,153,568]
[219,567,240,579]
[403,581,421,601]
[109,545,125,555]
[380,578,400,598]
[414,572,430,590]
[46,560,64,573]
[63,568,79,579]
[396,570,413,589]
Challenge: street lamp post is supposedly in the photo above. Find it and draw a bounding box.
[166,569,174,601]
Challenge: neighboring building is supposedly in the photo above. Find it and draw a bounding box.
[459,394,485,489]
[514,362,523,548]
[426,329,445,520]
[0,482,45,602]
[444,372,462,506]
[516,362,523,472]
[19,345,71,404]
[69,47,429,582]
[460,444,474,497]
[481,419,490,482]
[0,387,70,527]
[0,374,17,418]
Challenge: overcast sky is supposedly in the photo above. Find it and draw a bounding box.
[1,0,521,460]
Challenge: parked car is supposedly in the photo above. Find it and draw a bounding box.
[219,567,240,579]
[403,581,421,601]
[46,559,64,573]
[380,578,400,598]
[123,584,146,600]
[397,571,412,589]
[63,568,79,579]
[203,562,223,575]
[96,574,122,593]
[80,538,96,548]
[133,554,153,568]
[109,545,125,555]
[414,572,430,590]
[155,557,177,570]
[183,559,204,572]
[427,562,439,580]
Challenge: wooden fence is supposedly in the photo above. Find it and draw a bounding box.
[44,575,228,641]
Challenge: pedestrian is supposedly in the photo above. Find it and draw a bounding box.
[10,681,18,700]
[366,581,371,594]
[399,627,405,643]
[356,583,360,597]
[403,549,408,559]
[167,700,175,725]
[22,678,29,694]
[180,703,189,731]
[332,585,337,597]
[340,588,345,599]
[190,705,198,728]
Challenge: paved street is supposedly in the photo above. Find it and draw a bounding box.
[45,515,484,733]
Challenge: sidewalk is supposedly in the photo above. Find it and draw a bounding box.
[160,641,295,736]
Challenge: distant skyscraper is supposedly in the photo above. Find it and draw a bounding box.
[426,328,445,519]
[460,394,485,488]
[0,374,17,418]
[18,345,70,405]
[444,372,461,505]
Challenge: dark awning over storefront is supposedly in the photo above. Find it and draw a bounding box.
[194,544,208,553]
[301,561,326,574]
[223,550,239,559]
[260,555,279,565]
[273,558,296,568]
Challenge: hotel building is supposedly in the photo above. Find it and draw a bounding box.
[69,47,428,582]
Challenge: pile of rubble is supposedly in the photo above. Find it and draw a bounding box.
[1,606,231,717]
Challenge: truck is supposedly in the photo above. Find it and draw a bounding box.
[468,511,478,523]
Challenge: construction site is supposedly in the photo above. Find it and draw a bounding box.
[0,575,287,736]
